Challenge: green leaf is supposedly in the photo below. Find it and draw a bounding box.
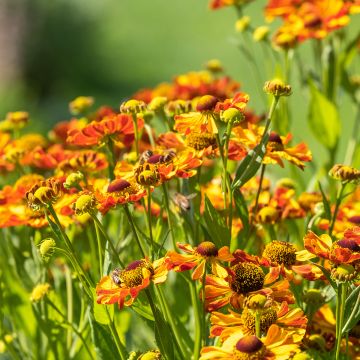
[233,188,250,237]
[153,306,175,360]
[203,195,230,247]
[342,285,360,334]
[90,315,120,360]
[232,131,269,190]
[308,82,341,150]
[318,181,331,220]
[93,293,114,325]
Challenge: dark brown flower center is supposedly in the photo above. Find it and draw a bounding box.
[337,239,360,252]
[230,263,265,294]
[196,95,218,112]
[234,335,265,360]
[108,179,131,193]
[195,241,218,257]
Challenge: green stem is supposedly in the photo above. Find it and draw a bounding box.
[131,113,140,158]
[123,205,146,257]
[45,206,93,296]
[344,104,360,166]
[105,308,127,360]
[90,212,124,268]
[65,266,73,350]
[329,183,346,237]
[156,286,187,358]
[201,269,207,347]
[335,282,347,360]
[106,138,116,181]
[147,187,154,259]
[216,132,228,212]
[255,311,261,338]
[188,277,202,360]
[253,164,266,220]
[93,219,103,276]
[162,183,176,249]
[46,299,94,360]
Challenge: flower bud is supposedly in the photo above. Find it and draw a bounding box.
[64,172,84,189]
[73,194,97,215]
[264,79,292,97]
[166,100,192,116]
[329,164,360,183]
[206,59,223,73]
[235,16,250,32]
[69,96,94,115]
[30,283,50,302]
[120,99,146,114]
[148,97,168,112]
[6,111,29,129]
[331,263,357,282]
[253,26,270,42]
[221,108,244,124]
[138,350,161,360]
[302,289,325,308]
[39,238,56,262]
[256,206,279,224]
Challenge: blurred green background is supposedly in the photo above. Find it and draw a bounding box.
[0,0,358,174]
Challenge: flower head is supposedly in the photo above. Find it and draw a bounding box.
[96,258,168,309]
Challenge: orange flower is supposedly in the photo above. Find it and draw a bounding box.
[205,262,295,312]
[67,114,142,147]
[210,300,307,342]
[157,131,219,159]
[174,95,219,134]
[230,126,312,169]
[261,240,324,283]
[167,242,234,280]
[200,324,301,359]
[96,258,168,309]
[95,178,147,214]
[304,228,360,264]
[209,0,253,11]
[56,150,108,175]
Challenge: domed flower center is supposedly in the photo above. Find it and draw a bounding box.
[268,132,284,151]
[196,95,218,112]
[195,241,218,257]
[234,335,265,360]
[348,216,360,225]
[230,263,265,294]
[111,260,154,288]
[108,179,131,193]
[185,132,217,150]
[241,307,278,335]
[262,240,297,266]
[336,239,360,252]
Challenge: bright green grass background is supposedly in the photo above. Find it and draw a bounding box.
[1,0,359,180]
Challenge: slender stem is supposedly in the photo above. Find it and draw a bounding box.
[90,212,124,268]
[329,183,346,237]
[93,219,103,276]
[45,206,93,295]
[253,164,266,220]
[335,282,347,360]
[189,279,202,360]
[344,104,360,165]
[255,311,261,338]
[162,183,176,249]
[131,113,140,158]
[65,266,73,350]
[106,138,116,181]
[216,133,228,211]
[123,205,146,257]
[147,187,154,259]
[201,269,207,347]
[105,308,127,360]
[46,299,94,360]
[156,286,187,358]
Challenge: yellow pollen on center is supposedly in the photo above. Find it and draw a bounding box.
[262,240,297,266]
